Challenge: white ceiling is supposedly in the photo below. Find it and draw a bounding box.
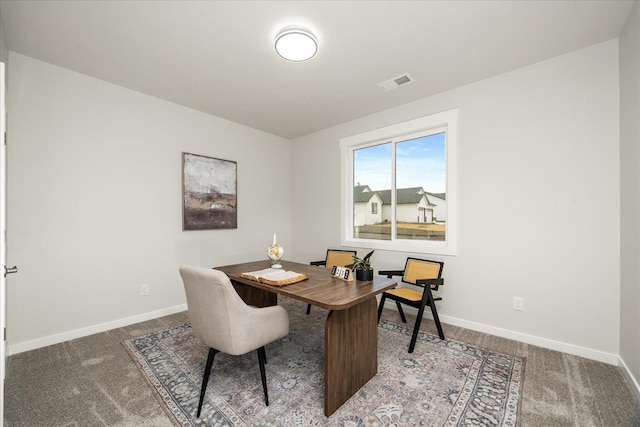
[0,0,634,139]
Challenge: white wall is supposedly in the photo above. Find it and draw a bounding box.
[0,6,7,78]
[291,40,621,363]
[0,13,6,65]
[6,52,291,352]
[620,0,640,391]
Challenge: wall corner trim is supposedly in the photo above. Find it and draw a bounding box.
[619,355,640,401]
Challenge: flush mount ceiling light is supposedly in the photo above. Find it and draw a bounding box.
[274,26,318,62]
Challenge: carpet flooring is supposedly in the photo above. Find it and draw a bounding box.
[123,297,523,426]
[4,299,640,426]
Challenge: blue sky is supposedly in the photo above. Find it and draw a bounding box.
[354,132,446,193]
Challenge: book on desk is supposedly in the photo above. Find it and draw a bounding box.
[240,268,308,286]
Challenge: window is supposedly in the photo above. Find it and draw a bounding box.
[340,109,457,255]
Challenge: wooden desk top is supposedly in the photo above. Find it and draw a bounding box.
[216,260,397,310]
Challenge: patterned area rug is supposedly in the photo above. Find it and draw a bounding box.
[123,298,524,426]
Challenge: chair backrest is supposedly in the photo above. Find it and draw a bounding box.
[325,249,357,270]
[402,257,444,285]
[179,265,250,353]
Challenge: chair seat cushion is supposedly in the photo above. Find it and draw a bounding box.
[386,288,441,301]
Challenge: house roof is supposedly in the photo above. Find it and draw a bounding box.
[354,185,444,205]
[354,185,374,203]
[426,192,446,201]
[375,187,431,205]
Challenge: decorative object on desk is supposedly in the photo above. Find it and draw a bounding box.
[307,249,357,315]
[268,233,284,268]
[240,267,307,286]
[330,265,354,282]
[182,152,237,230]
[123,298,524,427]
[352,250,374,281]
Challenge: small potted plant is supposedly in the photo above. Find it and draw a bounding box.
[352,250,374,281]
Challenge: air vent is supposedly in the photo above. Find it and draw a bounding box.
[379,73,414,91]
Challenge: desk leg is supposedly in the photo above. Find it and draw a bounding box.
[324,297,378,416]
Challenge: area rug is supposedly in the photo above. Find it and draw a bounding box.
[123,298,524,426]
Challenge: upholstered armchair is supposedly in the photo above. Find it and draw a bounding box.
[179,265,289,417]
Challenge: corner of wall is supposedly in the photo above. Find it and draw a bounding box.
[0,7,8,65]
[619,0,640,398]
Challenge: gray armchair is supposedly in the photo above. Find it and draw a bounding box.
[179,265,289,418]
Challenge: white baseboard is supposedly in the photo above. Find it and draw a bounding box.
[9,300,632,377]
[381,301,620,365]
[7,304,188,356]
[619,356,640,400]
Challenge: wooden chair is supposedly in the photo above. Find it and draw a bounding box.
[307,249,357,314]
[179,265,289,417]
[377,257,445,353]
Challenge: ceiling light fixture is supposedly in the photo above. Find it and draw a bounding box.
[274,26,318,62]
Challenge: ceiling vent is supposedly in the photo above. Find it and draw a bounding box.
[379,73,414,91]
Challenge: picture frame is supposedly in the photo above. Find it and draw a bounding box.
[182,152,237,230]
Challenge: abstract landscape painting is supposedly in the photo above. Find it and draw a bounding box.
[182,152,237,230]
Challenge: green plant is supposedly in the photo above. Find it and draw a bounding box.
[352,250,374,271]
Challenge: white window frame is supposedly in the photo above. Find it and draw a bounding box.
[340,109,457,256]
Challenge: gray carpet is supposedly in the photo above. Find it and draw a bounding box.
[4,299,640,426]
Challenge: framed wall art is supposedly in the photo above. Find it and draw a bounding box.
[182,152,237,230]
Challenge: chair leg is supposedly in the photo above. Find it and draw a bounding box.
[408,305,426,353]
[427,293,445,340]
[377,294,387,323]
[395,301,407,323]
[257,346,269,406]
[197,348,218,418]
[306,304,311,314]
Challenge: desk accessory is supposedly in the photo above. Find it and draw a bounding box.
[241,268,307,286]
[268,233,284,268]
[352,250,374,281]
[330,265,354,282]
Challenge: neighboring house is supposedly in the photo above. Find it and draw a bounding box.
[426,192,447,222]
[353,185,383,226]
[355,185,442,225]
[377,187,436,224]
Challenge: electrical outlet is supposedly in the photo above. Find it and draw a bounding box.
[140,284,149,296]
[513,297,524,311]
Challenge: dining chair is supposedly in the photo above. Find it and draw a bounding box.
[307,249,357,314]
[179,265,289,418]
[377,257,445,353]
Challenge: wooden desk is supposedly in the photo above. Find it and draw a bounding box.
[215,260,396,416]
